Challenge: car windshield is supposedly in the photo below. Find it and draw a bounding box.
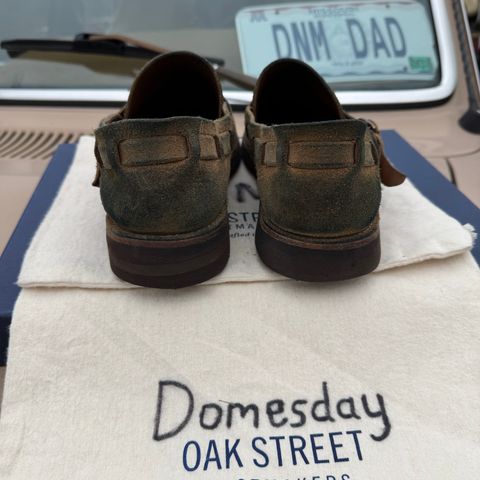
[0,0,441,95]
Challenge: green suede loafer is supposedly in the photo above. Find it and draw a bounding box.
[242,58,405,282]
[94,52,240,288]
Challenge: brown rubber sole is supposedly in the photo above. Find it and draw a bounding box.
[256,215,381,282]
[106,217,229,289]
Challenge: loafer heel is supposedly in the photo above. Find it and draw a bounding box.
[106,217,230,289]
[255,215,380,282]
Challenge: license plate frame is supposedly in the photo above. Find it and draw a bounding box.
[235,0,438,84]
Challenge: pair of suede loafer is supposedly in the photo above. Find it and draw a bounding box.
[94,51,405,289]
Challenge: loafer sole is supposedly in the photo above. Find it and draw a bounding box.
[256,214,380,282]
[106,216,229,289]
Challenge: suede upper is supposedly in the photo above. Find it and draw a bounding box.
[243,58,405,238]
[94,52,239,236]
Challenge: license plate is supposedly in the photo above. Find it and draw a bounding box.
[235,1,438,83]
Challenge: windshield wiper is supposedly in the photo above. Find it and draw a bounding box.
[1,33,224,65]
[0,33,256,90]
